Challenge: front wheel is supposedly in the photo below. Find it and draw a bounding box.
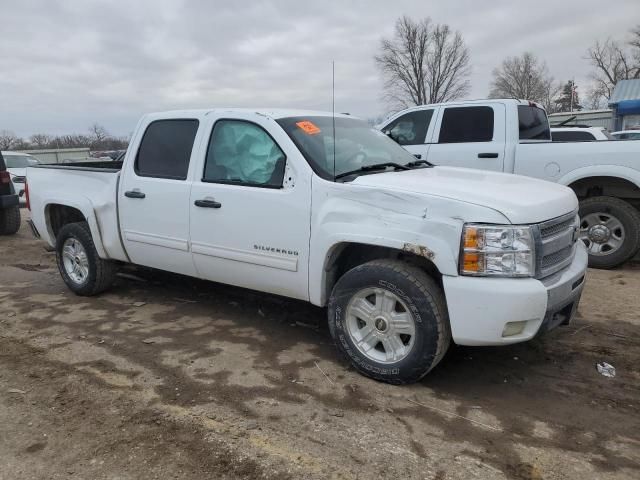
[579,196,640,269]
[328,259,451,384]
[56,222,117,296]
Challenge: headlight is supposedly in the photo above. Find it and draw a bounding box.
[460,224,535,277]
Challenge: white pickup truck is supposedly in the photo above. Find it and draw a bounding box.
[26,108,587,384]
[379,99,640,268]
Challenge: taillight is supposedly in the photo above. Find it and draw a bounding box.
[0,171,10,184]
[25,180,30,210]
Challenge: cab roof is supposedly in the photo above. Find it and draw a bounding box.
[143,108,356,121]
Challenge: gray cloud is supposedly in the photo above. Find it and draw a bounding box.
[1,0,638,137]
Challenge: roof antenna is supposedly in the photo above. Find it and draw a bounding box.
[332,60,336,181]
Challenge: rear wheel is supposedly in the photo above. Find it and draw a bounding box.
[56,222,117,295]
[579,196,640,269]
[0,205,20,235]
[328,259,450,384]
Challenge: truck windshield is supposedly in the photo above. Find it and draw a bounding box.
[277,116,416,180]
[4,155,40,168]
[518,105,551,141]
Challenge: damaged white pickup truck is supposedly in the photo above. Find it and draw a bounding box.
[26,109,587,384]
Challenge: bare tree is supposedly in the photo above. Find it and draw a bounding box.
[586,28,640,105]
[0,130,20,150]
[587,39,639,97]
[375,16,471,108]
[489,52,560,111]
[89,123,109,143]
[29,133,52,148]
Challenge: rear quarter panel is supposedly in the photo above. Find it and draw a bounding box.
[27,167,127,261]
[514,140,640,187]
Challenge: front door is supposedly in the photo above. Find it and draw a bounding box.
[426,104,506,172]
[380,108,436,161]
[189,113,312,300]
[119,118,201,276]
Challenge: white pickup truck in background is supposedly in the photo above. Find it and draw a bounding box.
[379,99,640,268]
[26,108,586,384]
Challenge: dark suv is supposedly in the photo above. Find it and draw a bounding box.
[0,151,20,234]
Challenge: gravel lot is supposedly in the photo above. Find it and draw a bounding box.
[1,214,639,479]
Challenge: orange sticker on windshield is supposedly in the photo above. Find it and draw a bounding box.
[296,121,321,135]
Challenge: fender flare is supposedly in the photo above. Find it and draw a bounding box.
[557,165,640,189]
[43,195,108,259]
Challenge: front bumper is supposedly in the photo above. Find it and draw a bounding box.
[443,243,587,346]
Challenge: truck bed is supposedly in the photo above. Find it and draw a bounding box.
[27,162,128,262]
[35,160,123,172]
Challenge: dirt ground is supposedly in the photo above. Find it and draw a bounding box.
[0,214,638,480]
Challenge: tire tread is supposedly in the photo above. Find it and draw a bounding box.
[328,258,451,384]
[0,206,21,235]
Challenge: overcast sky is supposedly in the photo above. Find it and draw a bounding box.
[1,0,638,137]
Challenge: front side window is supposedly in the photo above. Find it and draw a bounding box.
[439,106,494,143]
[203,120,286,188]
[383,110,433,145]
[135,119,199,179]
[277,116,416,180]
[518,105,551,141]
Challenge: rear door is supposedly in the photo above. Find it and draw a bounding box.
[188,112,312,300]
[426,104,506,171]
[379,108,437,161]
[119,116,202,276]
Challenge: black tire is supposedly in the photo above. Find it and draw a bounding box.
[0,205,21,235]
[55,222,117,296]
[579,196,640,269]
[328,259,451,384]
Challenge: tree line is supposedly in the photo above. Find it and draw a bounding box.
[376,16,640,113]
[0,123,128,152]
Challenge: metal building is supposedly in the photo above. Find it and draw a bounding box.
[547,109,613,129]
[609,79,640,131]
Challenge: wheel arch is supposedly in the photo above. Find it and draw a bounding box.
[44,201,108,258]
[319,241,443,307]
[560,167,640,205]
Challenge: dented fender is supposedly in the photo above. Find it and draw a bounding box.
[308,177,510,306]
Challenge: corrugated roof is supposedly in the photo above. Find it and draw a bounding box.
[609,79,640,104]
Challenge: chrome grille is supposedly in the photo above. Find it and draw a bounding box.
[535,212,578,279]
[540,217,575,238]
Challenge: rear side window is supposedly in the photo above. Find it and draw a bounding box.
[135,119,199,179]
[438,107,494,143]
[518,106,550,140]
[552,131,596,142]
[384,110,433,145]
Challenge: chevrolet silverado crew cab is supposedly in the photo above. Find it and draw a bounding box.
[380,99,640,269]
[26,108,587,384]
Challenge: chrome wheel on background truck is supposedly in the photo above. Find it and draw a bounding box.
[579,196,640,269]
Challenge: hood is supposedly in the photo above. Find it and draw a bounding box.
[7,167,26,178]
[351,166,578,224]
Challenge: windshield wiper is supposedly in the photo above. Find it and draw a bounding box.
[405,159,434,168]
[334,162,410,180]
